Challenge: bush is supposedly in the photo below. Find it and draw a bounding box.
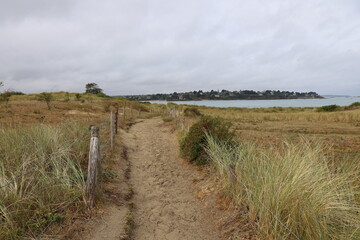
[180,115,234,165]
[0,92,12,103]
[184,107,202,117]
[37,92,53,110]
[349,102,360,107]
[75,93,81,100]
[317,104,340,112]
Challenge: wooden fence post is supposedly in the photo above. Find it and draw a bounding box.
[130,105,133,119]
[110,110,115,149]
[86,126,100,209]
[123,103,126,120]
[138,108,141,118]
[114,106,119,134]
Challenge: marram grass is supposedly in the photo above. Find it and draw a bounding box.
[0,122,88,238]
[206,135,360,240]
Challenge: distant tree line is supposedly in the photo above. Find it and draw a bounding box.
[124,89,323,101]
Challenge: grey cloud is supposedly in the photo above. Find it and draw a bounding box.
[0,0,359,95]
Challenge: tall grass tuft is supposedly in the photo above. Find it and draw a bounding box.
[206,135,360,240]
[0,122,88,238]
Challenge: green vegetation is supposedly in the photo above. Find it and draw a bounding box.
[317,104,340,112]
[206,136,360,239]
[0,90,24,104]
[85,82,104,95]
[350,102,360,107]
[126,89,322,101]
[180,116,234,165]
[162,116,173,122]
[0,122,88,238]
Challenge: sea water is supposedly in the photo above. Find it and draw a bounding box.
[149,97,360,108]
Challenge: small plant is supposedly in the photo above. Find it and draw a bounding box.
[75,93,81,100]
[317,104,340,112]
[162,116,173,122]
[103,169,117,181]
[180,115,234,165]
[37,92,53,110]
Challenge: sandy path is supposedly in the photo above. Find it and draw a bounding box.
[125,118,221,240]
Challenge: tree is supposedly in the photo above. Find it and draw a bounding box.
[37,92,53,110]
[85,83,103,94]
[0,81,3,88]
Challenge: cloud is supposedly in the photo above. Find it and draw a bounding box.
[0,0,359,95]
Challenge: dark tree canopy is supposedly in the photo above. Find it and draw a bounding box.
[85,83,103,94]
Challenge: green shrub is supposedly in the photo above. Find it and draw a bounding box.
[184,107,202,117]
[317,104,340,112]
[349,102,360,107]
[180,115,234,165]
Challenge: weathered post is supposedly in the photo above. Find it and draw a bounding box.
[130,105,133,119]
[110,110,115,149]
[170,108,173,117]
[114,106,119,134]
[138,108,141,118]
[86,126,100,209]
[123,103,126,120]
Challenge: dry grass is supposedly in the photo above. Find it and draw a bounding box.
[0,94,163,238]
[196,106,360,160]
[0,122,88,238]
[174,104,360,239]
[206,135,360,240]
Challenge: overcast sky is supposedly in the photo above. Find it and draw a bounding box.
[0,0,359,95]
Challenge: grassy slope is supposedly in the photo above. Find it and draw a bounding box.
[0,94,161,239]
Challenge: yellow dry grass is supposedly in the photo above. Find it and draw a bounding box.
[197,106,360,160]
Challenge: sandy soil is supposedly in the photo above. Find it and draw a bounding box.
[58,118,249,240]
[125,118,221,240]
